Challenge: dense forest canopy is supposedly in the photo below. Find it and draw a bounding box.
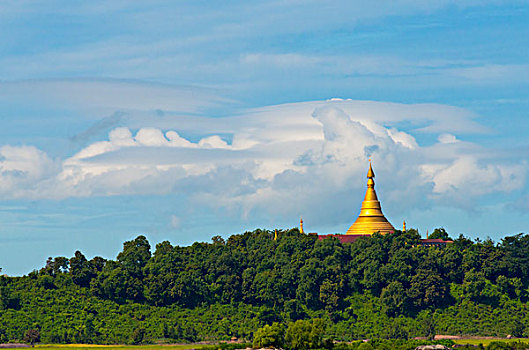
[1,228,529,345]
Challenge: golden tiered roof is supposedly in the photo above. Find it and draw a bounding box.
[346,162,395,235]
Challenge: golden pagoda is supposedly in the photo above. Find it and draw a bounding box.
[346,162,395,235]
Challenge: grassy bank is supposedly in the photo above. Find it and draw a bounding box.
[35,345,210,349]
[454,337,529,346]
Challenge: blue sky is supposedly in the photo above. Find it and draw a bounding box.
[0,1,528,275]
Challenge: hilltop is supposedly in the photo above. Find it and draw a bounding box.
[1,228,529,345]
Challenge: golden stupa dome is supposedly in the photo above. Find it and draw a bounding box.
[346,162,395,235]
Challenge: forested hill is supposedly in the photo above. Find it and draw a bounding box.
[1,228,529,344]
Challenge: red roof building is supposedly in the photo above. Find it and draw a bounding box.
[316,233,453,246]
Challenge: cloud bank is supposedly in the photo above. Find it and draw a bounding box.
[0,98,525,225]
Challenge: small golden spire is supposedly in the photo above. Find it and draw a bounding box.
[300,217,304,234]
[367,160,375,179]
[403,220,406,232]
[426,230,429,239]
[274,229,278,241]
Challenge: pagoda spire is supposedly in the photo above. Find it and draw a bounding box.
[346,161,395,235]
[367,160,375,178]
[300,217,304,234]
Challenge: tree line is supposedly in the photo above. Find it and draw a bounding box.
[1,228,529,344]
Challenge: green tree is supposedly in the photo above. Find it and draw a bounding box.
[380,281,408,316]
[253,322,285,348]
[429,228,450,240]
[23,329,40,347]
[6,228,529,345]
[319,279,341,314]
[285,319,325,350]
[419,312,436,340]
[357,343,375,350]
[70,250,95,287]
[37,275,55,289]
[130,327,145,345]
[296,259,323,308]
[283,299,305,321]
[510,319,525,338]
[462,270,501,305]
[117,235,151,278]
[90,256,106,272]
[91,264,144,303]
[0,285,20,310]
[408,269,448,310]
[487,342,514,350]
[53,256,70,274]
[383,318,409,339]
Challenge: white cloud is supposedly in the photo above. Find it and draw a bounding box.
[448,64,529,84]
[198,135,230,149]
[438,133,459,144]
[0,2,517,92]
[135,128,168,146]
[0,80,228,116]
[0,99,525,224]
[421,156,527,207]
[0,146,54,179]
[0,145,59,197]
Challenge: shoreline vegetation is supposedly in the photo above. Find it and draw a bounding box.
[0,338,529,350]
[2,228,529,349]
